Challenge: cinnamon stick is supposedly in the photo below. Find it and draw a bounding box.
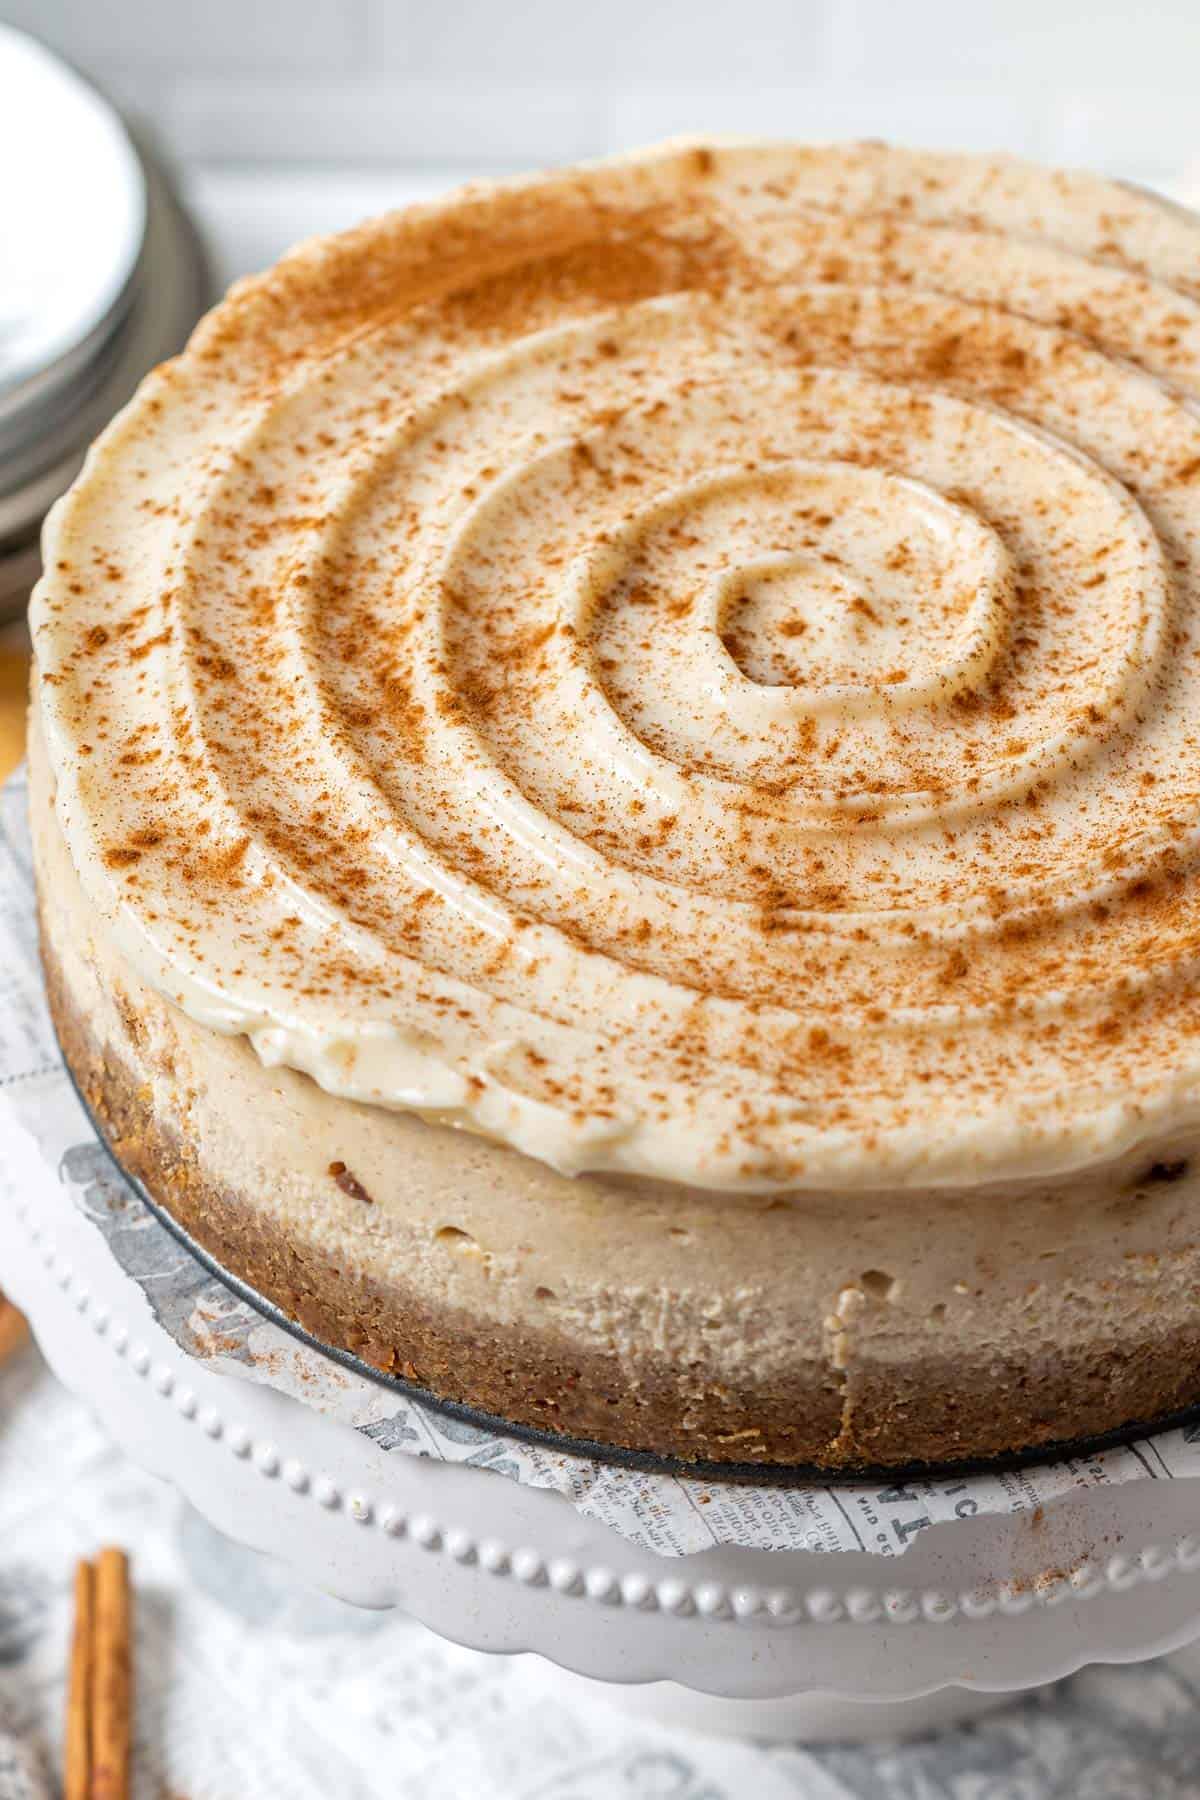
[64,1560,94,1800]
[91,1548,132,1800]
[0,1297,27,1365]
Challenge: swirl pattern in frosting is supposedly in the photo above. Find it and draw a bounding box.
[32,140,1200,1191]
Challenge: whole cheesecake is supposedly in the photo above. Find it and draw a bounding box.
[28,140,1200,1470]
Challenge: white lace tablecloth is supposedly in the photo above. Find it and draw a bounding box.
[0,1343,1198,1798]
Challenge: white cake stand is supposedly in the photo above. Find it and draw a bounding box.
[5,1162,1200,1745]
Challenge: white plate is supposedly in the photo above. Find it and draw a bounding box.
[0,26,145,404]
[0,124,208,618]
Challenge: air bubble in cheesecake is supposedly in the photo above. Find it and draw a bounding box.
[1142,1159,1191,1185]
[327,1160,372,1205]
[435,1224,482,1257]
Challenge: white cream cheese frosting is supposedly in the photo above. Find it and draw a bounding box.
[30,139,1200,1192]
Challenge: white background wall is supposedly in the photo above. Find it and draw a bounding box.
[5,0,1199,191]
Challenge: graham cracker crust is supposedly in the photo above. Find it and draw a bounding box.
[39,935,1200,1473]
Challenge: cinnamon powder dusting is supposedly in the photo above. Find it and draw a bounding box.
[30,139,1200,1190]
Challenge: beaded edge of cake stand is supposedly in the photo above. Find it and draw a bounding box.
[14,1190,1200,1631]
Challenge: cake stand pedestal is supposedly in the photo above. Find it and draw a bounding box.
[5,1166,1200,1744]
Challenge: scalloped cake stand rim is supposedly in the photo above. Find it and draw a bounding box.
[5,1118,1200,1721]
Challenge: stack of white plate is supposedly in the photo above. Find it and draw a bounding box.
[0,27,208,620]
